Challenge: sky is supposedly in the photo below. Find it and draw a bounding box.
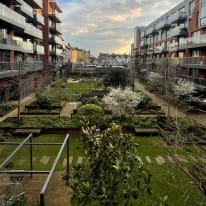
[59,0,180,57]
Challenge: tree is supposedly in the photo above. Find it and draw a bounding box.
[103,68,128,89]
[70,124,151,206]
[173,79,196,99]
[102,87,144,117]
[147,72,163,85]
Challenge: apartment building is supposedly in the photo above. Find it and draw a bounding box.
[133,0,206,93]
[46,0,63,81]
[0,0,63,102]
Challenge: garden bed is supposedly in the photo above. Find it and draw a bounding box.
[0,104,16,117]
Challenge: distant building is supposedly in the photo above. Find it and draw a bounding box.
[71,47,90,64]
[98,53,131,66]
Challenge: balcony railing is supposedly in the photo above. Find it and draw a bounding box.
[35,12,44,25]
[36,45,44,54]
[25,23,43,39]
[0,61,43,75]
[16,0,33,18]
[179,34,206,48]
[33,0,43,9]
[168,12,187,24]
[179,56,206,65]
[0,33,35,53]
[49,11,61,23]
[168,42,178,51]
[56,48,63,56]
[168,26,187,38]
[0,3,25,29]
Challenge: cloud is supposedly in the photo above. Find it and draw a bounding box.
[60,0,180,56]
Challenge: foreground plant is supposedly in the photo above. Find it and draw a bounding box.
[70,124,152,206]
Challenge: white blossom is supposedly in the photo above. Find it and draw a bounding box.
[102,87,144,116]
[173,79,196,98]
[147,72,163,85]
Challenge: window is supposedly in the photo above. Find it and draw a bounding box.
[189,0,195,16]
[201,0,206,8]
[191,68,198,77]
[200,16,206,26]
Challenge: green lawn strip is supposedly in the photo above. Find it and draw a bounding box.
[134,137,206,205]
[0,134,84,171]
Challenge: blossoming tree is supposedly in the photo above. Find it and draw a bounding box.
[102,87,144,117]
[173,79,196,99]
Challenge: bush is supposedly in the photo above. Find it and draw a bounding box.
[78,104,104,126]
[0,136,5,142]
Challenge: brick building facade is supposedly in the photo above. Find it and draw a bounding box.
[0,0,63,102]
[132,0,206,93]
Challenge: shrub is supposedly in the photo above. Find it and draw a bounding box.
[78,104,104,126]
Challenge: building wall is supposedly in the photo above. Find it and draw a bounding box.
[133,0,206,92]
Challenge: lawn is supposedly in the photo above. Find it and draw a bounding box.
[135,137,206,205]
[0,134,205,205]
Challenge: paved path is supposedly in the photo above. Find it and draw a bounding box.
[135,79,206,126]
[60,102,80,117]
[0,93,36,123]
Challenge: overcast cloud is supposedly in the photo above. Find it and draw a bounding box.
[60,0,180,56]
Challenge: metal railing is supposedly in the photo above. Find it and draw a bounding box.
[179,56,206,65]
[0,3,25,29]
[0,61,43,72]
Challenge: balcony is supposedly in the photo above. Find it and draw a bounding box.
[0,33,35,53]
[49,26,61,35]
[36,45,44,55]
[0,34,20,51]
[179,56,206,69]
[49,0,62,13]
[168,27,187,38]
[24,0,42,9]
[179,34,206,49]
[15,0,33,18]
[49,11,61,23]
[151,29,158,35]
[147,48,154,55]
[22,41,34,53]
[50,50,56,56]
[23,61,43,72]
[0,3,25,29]
[168,42,178,51]
[168,12,187,24]
[49,36,62,45]
[56,48,63,56]
[24,23,43,39]
[35,12,44,25]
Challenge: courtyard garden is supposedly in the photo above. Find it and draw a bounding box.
[0,78,205,205]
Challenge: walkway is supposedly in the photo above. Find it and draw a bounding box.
[0,93,36,123]
[60,102,80,117]
[134,79,206,126]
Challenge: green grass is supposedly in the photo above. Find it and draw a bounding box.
[0,134,205,205]
[65,80,103,95]
[134,137,206,205]
[0,134,84,171]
